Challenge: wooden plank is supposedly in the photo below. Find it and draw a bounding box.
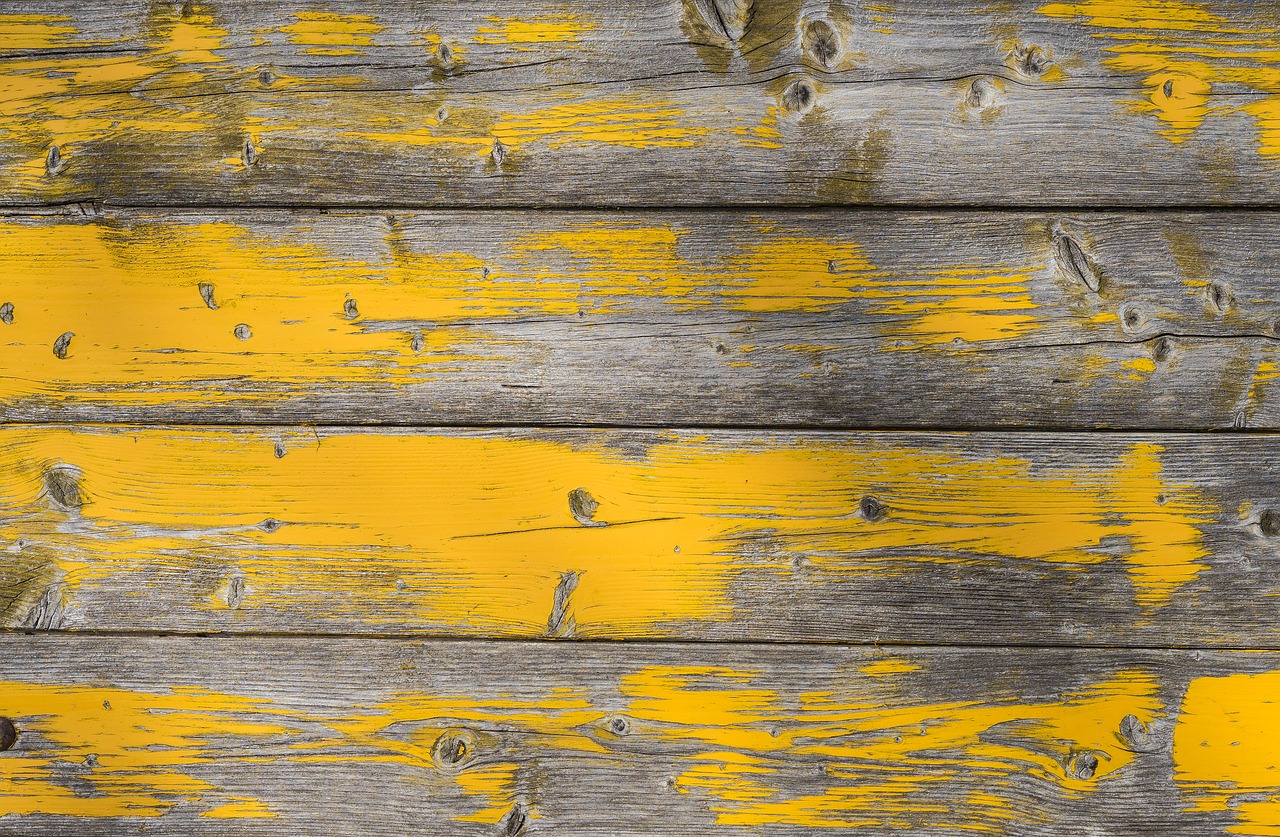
[5,424,1280,645]
[3,208,1280,428]
[2,0,1280,206]
[0,635,1278,834]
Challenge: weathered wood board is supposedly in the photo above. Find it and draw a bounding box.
[0,636,1277,835]
[3,0,1280,206]
[2,208,1279,428]
[4,424,1280,645]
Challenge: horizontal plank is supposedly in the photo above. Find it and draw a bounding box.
[5,424,1280,645]
[2,1,1280,205]
[3,209,1280,428]
[0,636,1278,834]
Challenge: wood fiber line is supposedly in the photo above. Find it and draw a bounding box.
[0,1,1279,205]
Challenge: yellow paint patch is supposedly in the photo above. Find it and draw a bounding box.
[624,665,1162,828]
[0,681,291,817]
[0,428,1217,635]
[1038,0,1280,153]
[474,15,594,47]
[858,659,920,677]
[1175,670,1280,834]
[0,10,234,188]
[281,11,383,56]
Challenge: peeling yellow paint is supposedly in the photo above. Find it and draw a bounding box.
[624,665,1162,828]
[1038,0,1280,153]
[1175,669,1280,835]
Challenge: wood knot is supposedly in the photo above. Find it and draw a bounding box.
[436,42,455,71]
[0,718,16,752]
[261,517,283,533]
[502,802,528,837]
[688,0,754,44]
[569,488,604,527]
[547,570,580,638]
[241,136,259,168]
[606,714,632,736]
[1259,509,1280,537]
[1151,335,1172,362]
[965,77,998,110]
[491,139,508,169]
[431,728,477,770]
[233,323,252,340]
[274,441,287,458]
[46,145,65,176]
[52,331,74,359]
[226,575,246,609]
[1119,713,1160,753]
[343,298,359,319]
[1206,281,1231,314]
[1052,231,1101,293]
[1118,304,1145,333]
[781,79,816,114]
[1011,43,1051,76]
[859,496,887,522]
[801,18,841,69]
[0,302,13,324]
[258,68,275,86]
[198,282,218,310]
[410,330,425,353]
[1068,751,1100,781]
[45,465,84,511]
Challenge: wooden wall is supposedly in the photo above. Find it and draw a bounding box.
[2,1,1280,834]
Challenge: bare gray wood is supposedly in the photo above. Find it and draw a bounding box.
[2,208,1280,428]
[0,635,1275,835]
[5,424,1280,646]
[2,0,1280,206]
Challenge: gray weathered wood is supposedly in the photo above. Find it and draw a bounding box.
[0,635,1276,835]
[5,424,1280,645]
[3,0,1280,206]
[3,208,1280,428]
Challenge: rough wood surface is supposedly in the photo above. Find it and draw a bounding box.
[0,635,1277,835]
[5,424,1280,645]
[3,0,1280,206]
[3,208,1280,428]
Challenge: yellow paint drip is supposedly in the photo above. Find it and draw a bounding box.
[0,427,1217,635]
[1038,0,1280,153]
[1175,670,1280,835]
[623,665,1163,828]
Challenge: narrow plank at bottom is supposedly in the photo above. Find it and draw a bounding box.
[0,636,1276,835]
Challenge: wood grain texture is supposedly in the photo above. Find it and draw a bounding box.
[3,208,1280,428]
[0,635,1279,835]
[3,0,1280,206]
[5,424,1280,645]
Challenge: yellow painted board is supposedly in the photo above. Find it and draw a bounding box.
[0,1,1278,204]
[0,636,1276,834]
[2,424,1277,644]
[0,210,1276,428]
